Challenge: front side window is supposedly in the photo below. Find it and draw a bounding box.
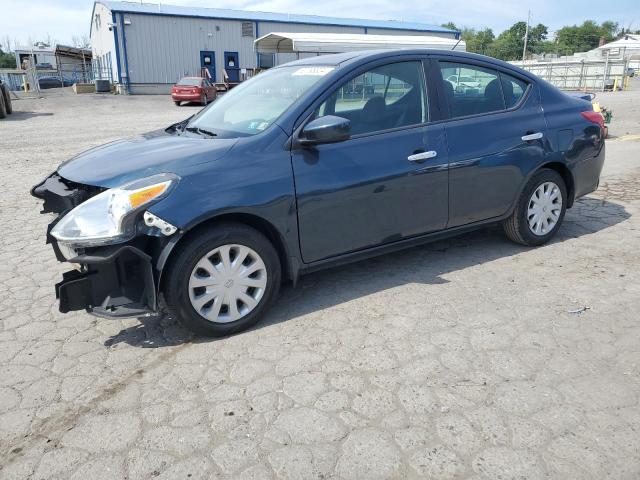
[315,61,427,136]
[187,65,334,138]
[439,61,505,118]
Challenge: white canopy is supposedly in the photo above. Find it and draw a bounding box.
[254,32,466,54]
[597,34,640,51]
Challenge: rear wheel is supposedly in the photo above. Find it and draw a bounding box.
[503,169,567,246]
[174,100,181,106]
[1,84,12,114]
[163,223,281,337]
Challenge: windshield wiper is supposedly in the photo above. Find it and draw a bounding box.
[185,126,217,138]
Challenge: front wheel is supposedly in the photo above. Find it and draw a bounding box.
[163,223,281,337]
[503,169,567,246]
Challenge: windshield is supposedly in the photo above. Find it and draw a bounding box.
[186,65,334,138]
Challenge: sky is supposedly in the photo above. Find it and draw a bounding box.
[0,0,638,48]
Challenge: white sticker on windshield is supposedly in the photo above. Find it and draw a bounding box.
[292,66,335,77]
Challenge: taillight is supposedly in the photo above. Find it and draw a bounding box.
[581,110,605,130]
[193,87,201,94]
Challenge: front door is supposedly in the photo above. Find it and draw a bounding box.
[435,58,548,227]
[292,60,449,263]
[200,51,216,82]
[224,51,240,82]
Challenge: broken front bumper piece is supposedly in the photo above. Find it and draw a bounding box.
[55,245,157,317]
[32,172,170,318]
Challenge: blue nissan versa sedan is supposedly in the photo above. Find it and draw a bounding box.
[31,50,605,336]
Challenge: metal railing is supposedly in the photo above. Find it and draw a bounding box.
[1,59,96,93]
[511,56,630,91]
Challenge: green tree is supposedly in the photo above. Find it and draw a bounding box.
[473,28,496,55]
[553,20,617,56]
[489,21,548,60]
[441,23,495,56]
[441,22,459,32]
[0,48,16,68]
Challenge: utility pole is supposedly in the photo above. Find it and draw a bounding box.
[522,9,531,62]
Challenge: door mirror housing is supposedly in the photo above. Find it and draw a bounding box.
[299,115,351,146]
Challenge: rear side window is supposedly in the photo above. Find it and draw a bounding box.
[439,61,504,118]
[500,73,528,108]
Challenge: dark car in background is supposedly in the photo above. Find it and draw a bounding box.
[32,49,605,336]
[171,76,217,106]
[37,76,75,89]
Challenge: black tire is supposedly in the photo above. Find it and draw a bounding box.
[1,84,11,114]
[163,223,281,337]
[503,168,567,246]
[174,100,181,106]
[0,91,6,119]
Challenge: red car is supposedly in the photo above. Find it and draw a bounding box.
[171,77,217,106]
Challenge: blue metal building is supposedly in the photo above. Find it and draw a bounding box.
[90,0,458,94]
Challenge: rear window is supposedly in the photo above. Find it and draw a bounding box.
[177,78,202,86]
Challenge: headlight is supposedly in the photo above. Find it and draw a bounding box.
[51,173,178,247]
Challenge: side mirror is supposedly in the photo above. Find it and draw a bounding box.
[299,115,351,146]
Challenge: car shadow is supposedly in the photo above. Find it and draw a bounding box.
[3,111,54,121]
[103,196,630,348]
[177,102,206,108]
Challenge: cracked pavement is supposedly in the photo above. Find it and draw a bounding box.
[0,87,639,479]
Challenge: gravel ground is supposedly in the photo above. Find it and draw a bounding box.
[0,85,639,479]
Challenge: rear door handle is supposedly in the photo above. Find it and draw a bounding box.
[408,150,437,162]
[522,132,543,142]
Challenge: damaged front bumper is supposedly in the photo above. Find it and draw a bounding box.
[32,173,163,318]
[55,245,157,317]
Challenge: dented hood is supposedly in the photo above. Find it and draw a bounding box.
[57,129,237,188]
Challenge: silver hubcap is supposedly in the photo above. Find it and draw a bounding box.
[188,244,267,323]
[527,181,562,236]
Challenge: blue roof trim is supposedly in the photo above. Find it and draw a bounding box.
[97,1,457,34]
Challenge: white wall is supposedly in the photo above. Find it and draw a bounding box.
[90,2,118,81]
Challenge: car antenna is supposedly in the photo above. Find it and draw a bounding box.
[451,38,462,50]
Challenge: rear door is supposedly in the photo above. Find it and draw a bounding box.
[292,59,449,263]
[434,58,548,227]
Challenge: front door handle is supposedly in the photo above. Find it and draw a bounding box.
[408,150,437,162]
[522,132,543,142]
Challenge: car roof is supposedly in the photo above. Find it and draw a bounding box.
[280,49,536,80]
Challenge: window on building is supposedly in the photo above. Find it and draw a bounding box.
[242,22,254,37]
[258,53,275,69]
[315,61,427,136]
